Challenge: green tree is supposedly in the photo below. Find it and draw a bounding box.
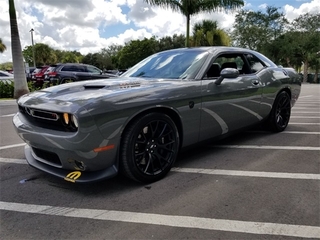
[158,34,186,51]
[0,62,13,71]
[62,51,80,63]
[9,0,29,98]
[268,14,320,82]
[0,38,7,53]
[289,13,320,82]
[144,0,243,47]
[23,43,57,66]
[191,19,230,46]
[232,6,288,54]
[22,45,35,65]
[117,37,158,69]
[34,43,57,65]
[103,44,123,69]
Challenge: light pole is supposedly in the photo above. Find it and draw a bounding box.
[30,28,36,67]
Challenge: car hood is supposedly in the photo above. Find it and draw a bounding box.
[17,77,182,113]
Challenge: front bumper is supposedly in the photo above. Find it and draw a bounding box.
[25,145,118,183]
[13,111,120,183]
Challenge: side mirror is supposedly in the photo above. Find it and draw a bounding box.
[215,68,240,85]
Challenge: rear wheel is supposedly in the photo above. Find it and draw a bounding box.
[268,91,291,132]
[120,113,179,183]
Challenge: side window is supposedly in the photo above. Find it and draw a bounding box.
[87,66,101,74]
[61,65,78,72]
[245,54,265,73]
[76,66,86,72]
[205,54,250,79]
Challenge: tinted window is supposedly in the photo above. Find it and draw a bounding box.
[61,65,85,72]
[121,50,209,79]
[245,54,265,73]
[209,53,251,76]
[87,66,101,74]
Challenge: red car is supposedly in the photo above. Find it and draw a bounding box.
[32,66,49,87]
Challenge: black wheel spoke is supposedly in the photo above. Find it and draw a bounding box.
[269,91,291,132]
[134,120,176,176]
[121,113,179,182]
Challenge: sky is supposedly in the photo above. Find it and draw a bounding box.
[0,0,319,64]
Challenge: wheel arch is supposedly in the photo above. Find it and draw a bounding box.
[279,87,291,99]
[120,107,184,150]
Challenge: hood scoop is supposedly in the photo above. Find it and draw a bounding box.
[83,83,109,90]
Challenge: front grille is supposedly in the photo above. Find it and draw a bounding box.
[19,105,77,132]
[32,147,62,166]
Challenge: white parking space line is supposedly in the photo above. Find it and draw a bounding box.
[0,158,26,164]
[1,114,15,117]
[0,201,319,238]
[0,143,25,150]
[1,158,319,181]
[289,122,320,125]
[298,95,316,99]
[293,107,320,110]
[172,168,320,180]
[291,111,320,113]
[280,131,320,134]
[291,116,320,118]
[214,145,320,151]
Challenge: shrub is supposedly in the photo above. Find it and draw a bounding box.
[0,81,55,99]
[0,80,14,98]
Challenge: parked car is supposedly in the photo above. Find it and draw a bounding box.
[0,70,14,80]
[26,67,37,82]
[43,64,62,82]
[46,63,117,85]
[13,47,301,184]
[32,66,50,87]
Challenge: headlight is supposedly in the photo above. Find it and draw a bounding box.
[72,115,78,128]
[62,113,78,129]
[63,113,69,125]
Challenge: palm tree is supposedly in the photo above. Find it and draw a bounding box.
[144,0,244,47]
[192,19,230,46]
[0,38,7,53]
[9,0,29,98]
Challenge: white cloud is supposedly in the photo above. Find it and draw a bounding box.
[258,3,268,9]
[284,0,320,21]
[0,0,318,64]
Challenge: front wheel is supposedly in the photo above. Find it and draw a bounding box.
[120,113,180,183]
[268,91,291,132]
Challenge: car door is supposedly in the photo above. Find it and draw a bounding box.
[199,52,264,141]
[74,65,92,81]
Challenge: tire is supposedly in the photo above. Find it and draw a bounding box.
[268,91,291,132]
[120,113,180,183]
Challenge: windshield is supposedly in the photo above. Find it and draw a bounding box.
[121,50,209,79]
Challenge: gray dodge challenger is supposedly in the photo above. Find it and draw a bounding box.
[13,47,301,183]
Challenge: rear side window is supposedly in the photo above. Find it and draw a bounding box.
[244,54,265,73]
[61,65,85,72]
[87,65,101,74]
[61,65,78,71]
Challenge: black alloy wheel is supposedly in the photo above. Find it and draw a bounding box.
[120,113,179,183]
[269,91,291,132]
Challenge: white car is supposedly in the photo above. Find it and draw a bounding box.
[0,70,14,81]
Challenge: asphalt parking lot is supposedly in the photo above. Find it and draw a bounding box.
[0,84,319,239]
